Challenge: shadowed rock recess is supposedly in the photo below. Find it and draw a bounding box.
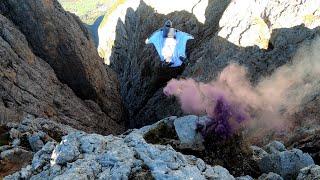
[0,0,125,134]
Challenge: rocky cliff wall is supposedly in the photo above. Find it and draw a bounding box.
[0,0,125,134]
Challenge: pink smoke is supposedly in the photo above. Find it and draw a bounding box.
[163,64,289,132]
[164,64,258,119]
[164,38,320,134]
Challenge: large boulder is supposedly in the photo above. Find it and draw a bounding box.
[173,115,204,147]
[0,0,124,125]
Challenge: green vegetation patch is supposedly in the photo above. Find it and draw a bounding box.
[59,0,116,24]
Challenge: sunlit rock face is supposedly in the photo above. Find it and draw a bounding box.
[218,0,320,49]
[143,0,208,23]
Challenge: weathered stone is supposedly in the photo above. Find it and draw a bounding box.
[236,175,254,180]
[28,133,44,152]
[297,165,320,180]
[19,165,32,179]
[257,141,314,179]
[79,134,107,154]
[173,115,204,147]
[2,1,320,179]
[204,165,235,180]
[264,141,286,154]
[32,142,56,171]
[54,159,102,180]
[258,172,283,180]
[9,129,20,139]
[51,132,83,165]
[287,124,320,164]
[251,146,268,161]
[0,145,10,152]
[196,158,206,172]
[3,172,20,180]
[11,139,20,147]
[98,168,112,180]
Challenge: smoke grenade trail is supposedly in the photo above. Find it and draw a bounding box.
[164,37,320,139]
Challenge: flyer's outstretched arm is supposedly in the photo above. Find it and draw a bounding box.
[175,31,194,59]
[145,30,164,60]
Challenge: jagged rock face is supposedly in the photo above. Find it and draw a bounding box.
[0,13,123,134]
[218,0,320,49]
[106,0,320,128]
[110,1,204,127]
[0,0,124,124]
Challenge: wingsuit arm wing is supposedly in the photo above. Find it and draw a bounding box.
[145,29,164,60]
[175,31,194,59]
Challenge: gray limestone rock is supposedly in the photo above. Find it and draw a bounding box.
[258,172,283,180]
[257,141,314,179]
[173,115,204,147]
[264,141,286,154]
[32,142,56,171]
[236,175,254,180]
[28,133,45,152]
[204,165,235,180]
[297,165,320,180]
[50,132,83,165]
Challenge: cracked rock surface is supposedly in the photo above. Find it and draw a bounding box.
[3,116,236,180]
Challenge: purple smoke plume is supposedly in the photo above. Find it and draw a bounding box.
[163,64,253,139]
[197,95,248,139]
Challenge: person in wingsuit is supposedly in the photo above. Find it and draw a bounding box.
[145,20,194,67]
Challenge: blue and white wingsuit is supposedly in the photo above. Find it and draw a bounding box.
[145,20,194,67]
